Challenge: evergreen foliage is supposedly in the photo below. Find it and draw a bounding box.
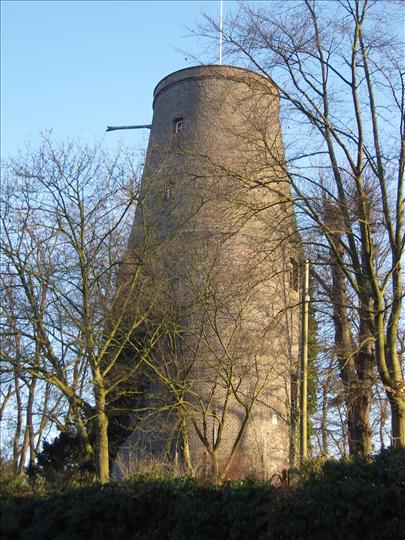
[1,448,404,540]
[27,430,96,485]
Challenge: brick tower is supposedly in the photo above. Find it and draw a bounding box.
[114,65,300,479]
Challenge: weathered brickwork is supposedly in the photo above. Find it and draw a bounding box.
[114,66,300,479]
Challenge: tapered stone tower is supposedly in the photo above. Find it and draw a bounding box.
[114,65,300,479]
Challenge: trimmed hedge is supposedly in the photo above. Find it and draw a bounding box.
[2,448,404,540]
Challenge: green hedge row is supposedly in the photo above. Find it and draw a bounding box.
[2,448,405,540]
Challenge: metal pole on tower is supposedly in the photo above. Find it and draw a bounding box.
[300,259,310,464]
[106,125,151,132]
[219,0,223,65]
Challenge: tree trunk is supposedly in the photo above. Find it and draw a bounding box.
[35,383,52,455]
[390,397,405,447]
[18,378,37,473]
[95,386,110,483]
[320,360,334,457]
[321,381,329,457]
[378,395,388,449]
[27,379,37,468]
[211,450,219,479]
[13,371,22,474]
[330,240,373,457]
[0,386,13,422]
[347,393,372,456]
[181,422,194,475]
[18,427,30,474]
[375,301,404,448]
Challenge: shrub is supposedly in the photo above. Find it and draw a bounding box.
[277,447,405,540]
[1,448,404,540]
[0,467,31,503]
[29,429,95,485]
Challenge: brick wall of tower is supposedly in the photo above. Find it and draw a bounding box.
[114,66,300,479]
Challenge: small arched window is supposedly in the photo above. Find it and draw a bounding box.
[172,117,184,134]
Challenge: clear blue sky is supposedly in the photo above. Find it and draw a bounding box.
[1,0,231,159]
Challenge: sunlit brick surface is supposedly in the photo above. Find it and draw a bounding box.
[114,66,300,479]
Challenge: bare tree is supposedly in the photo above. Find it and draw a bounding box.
[0,135,162,482]
[199,0,404,448]
[1,257,67,472]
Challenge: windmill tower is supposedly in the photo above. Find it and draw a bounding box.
[114,65,300,479]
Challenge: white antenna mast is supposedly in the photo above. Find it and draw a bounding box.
[219,0,223,65]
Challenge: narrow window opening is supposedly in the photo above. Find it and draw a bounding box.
[172,117,184,134]
[164,182,175,200]
[289,258,300,292]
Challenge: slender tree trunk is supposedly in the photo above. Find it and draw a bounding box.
[320,360,335,457]
[0,385,13,422]
[378,394,388,449]
[337,406,348,456]
[18,427,30,474]
[35,383,51,455]
[181,422,193,475]
[27,379,37,468]
[13,372,22,473]
[95,385,110,483]
[17,379,37,473]
[321,381,329,457]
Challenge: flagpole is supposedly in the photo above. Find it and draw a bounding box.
[219,0,223,65]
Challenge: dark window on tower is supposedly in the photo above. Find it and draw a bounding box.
[165,183,174,200]
[289,258,300,292]
[172,117,184,134]
[165,186,173,201]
